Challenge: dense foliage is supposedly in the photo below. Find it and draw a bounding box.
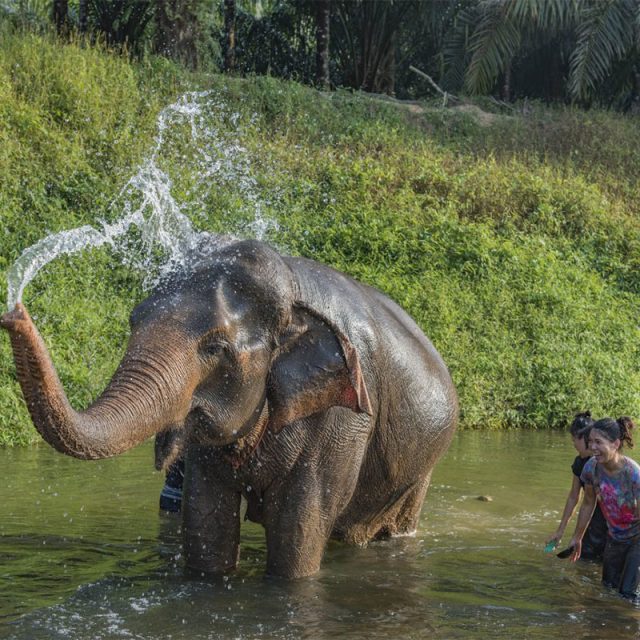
[0,33,639,445]
[2,0,639,108]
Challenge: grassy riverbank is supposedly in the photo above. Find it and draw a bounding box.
[1,31,639,445]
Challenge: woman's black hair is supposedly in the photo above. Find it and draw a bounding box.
[590,416,635,449]
[569,411,594,437]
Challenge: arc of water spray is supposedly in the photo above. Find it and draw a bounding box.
[5,162,195,311]
[5,91,276,311]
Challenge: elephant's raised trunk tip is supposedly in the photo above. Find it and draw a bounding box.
[2,302,183,460]
[1,302,29,333]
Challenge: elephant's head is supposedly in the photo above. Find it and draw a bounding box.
[1,240,372,461]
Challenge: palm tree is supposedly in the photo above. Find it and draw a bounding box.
[442,0,640,105]
[569,0,640,103]
[442,0,578,97]
[154,0,201,68]
[91,0,154,55]
[224,0,236,71]
[334,0,415,94]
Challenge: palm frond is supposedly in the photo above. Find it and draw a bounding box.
[505,0,580,30]
[569,0,637,100]
[441,3,479,91]
[464,0,522,94]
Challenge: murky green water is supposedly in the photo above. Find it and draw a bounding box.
[2,431,640,639]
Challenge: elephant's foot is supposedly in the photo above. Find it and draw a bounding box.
[265,517,325,578]
[265,552,323,579]
[184,535,240,575]
[184,558,239,576]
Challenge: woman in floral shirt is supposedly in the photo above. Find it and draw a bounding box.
[569,416,640,599]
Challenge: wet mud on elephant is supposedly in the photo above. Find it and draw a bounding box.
[1,239,458,578]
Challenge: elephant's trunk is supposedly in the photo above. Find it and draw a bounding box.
[1,303,194,459]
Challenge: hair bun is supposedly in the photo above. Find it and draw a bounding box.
[617,416,635,449]
[618,416,634,431]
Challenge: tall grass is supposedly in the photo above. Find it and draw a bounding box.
[0,33,638,444]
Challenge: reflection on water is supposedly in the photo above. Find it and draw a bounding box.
[2,432,640,639]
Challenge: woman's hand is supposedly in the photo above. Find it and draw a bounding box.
[546,532,562,547]
[568,537,582,562]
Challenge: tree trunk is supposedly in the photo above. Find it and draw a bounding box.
[154,0,171,57]
[52,0,68,36]
[155,0,200,69]
[79,0,88,35]
[501,60,512,102]
[376,29,396,95]
[631,64,640,114]
[224,0,236,72]
[315,0,331,89]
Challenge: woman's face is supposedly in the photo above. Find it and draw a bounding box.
[589,428,621,464]
[572,434,589,457]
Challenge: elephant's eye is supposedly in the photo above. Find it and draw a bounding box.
[200,337,227,359]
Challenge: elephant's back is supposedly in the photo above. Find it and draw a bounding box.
[285,255,426,341]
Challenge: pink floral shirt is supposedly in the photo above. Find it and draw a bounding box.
[581,456,640,541]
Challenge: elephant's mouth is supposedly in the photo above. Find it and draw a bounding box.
[185,406,232,446]
[221,401,270,469]
[186,394,268,448]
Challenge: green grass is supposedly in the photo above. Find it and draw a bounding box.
[0,31,639,444]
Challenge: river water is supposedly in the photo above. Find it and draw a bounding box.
[1,431,639,639]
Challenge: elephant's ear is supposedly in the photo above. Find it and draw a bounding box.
[267,302,372,433]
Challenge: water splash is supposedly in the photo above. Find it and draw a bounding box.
[5,91,277,310]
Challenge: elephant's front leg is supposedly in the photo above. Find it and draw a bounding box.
[263,478,336,579]
[183,447,241,574]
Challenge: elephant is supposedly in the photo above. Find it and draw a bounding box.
[1,238,458,578]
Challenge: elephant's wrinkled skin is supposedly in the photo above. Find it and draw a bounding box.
[1,239,458,578]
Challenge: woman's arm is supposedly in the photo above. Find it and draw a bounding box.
[568,484,597,562]
[547,475,582,544]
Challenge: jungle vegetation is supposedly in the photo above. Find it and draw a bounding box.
[2,0,640,110]
[0,7,638,444]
